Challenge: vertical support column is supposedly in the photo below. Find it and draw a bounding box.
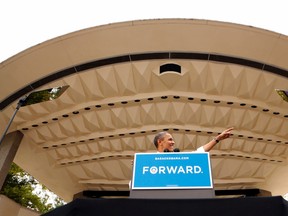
[0,131,24,189]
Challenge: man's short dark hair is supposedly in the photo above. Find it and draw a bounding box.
[153,131,168,148]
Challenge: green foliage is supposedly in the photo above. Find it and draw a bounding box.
[23,86,68,106]
[0,163,65,214]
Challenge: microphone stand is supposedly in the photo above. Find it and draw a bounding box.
[0,96,27,147]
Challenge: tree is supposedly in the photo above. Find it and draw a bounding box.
[0,163,65,214]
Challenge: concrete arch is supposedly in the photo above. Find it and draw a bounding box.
[0,19,287,201]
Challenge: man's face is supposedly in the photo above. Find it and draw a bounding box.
[158,133,175,152]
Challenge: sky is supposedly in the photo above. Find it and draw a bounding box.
[1,0,288,63]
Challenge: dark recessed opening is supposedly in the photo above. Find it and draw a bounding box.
[160,63,181,74]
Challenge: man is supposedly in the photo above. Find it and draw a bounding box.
[129,128,233,189]
[153,127,234,152]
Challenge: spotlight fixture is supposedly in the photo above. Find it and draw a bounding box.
[0,85,69,146]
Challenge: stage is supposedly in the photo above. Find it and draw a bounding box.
[43,196,288,216]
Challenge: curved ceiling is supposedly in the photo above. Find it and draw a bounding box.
[0,19,287,201]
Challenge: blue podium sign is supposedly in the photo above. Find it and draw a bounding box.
[132,152,213,190]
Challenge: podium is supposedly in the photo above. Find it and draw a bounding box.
[44,153,288,216]
[130,152,215,198]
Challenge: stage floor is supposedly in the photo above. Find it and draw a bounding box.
[43,196,288,216]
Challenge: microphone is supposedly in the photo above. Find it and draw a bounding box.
[163,148,180,152]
